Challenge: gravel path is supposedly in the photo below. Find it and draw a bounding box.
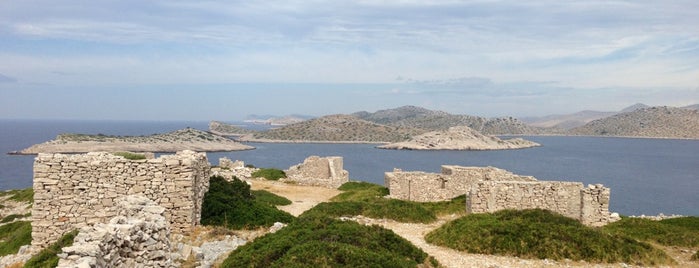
[248,179,341,216]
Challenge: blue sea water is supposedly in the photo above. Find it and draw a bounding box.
[1,119,697,216]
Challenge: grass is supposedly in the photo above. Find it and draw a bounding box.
[221,215,438,267]
[425,209,674,266]
[602,217,699,247]
[24,230,79,268]
[0,188,34,203]
[112,151,146,160]
[201,176,294,229]
[0,221,32,257]
[1,213,30,223]
[252,190,292,206]
[303,181,466,223]
[251,168,287,180]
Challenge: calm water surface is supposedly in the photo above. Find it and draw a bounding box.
[1,120,697,216]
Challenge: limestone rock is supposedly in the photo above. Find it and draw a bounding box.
[378,126,540,150]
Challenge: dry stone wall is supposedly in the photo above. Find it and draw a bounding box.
[284,156,349,188]
[57,195,175,268]
[468,181,612,226]
[31,150,210,248]
[385,165,613,226]
[385,166,536,202]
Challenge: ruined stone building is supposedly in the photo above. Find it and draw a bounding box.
[284,156,349,188]
[385,165,612,226]
[31,150,210,248]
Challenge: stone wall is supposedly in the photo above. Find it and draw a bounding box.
[219,157,244,170]
[57,195,174,268]
[31,150,210,248]
[384,166,536,202]
[284,156,349,188]
[468,181,612,226]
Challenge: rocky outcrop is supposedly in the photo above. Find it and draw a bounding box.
[570,106,699,139]
[284,156,349,188]
[353,105,543,135]
[15,128,254,154]
[57,195,174,268]
[378,126,540,150]
[245,114,422,143]
[209,121,258,136]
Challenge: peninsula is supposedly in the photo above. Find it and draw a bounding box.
[378,126,540,150]
[13,128,254,154]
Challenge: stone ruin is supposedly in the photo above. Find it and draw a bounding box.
[385,165,613,226]
[385,166,536,202]
[31,150,210,248]
[284,156,349,188]
[57,195,174,268]
[218,157,245,170]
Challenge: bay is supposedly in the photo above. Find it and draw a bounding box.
[1,119,697,216]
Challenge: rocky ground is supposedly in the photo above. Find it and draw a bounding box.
[378,125,540,150]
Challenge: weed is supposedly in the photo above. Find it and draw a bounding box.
[251,168,286,180]
[0,221,31,257]
[24,230,78,268]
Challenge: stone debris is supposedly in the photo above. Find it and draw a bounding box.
[31,150,210,248]
[195,235,247,268]
[57,195,174,268]
[284,156,349,188]
[212,158,258,180]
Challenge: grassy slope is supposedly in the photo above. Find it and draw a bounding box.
[425,209,676,266]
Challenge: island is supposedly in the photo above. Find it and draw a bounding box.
[12,128,254,154]
[377,125,540,150]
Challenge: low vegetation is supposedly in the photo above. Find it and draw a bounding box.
[1,213,30,223]
[24,230,78,268]
[251,168,286,180]
[201,176,294,229]
[0,221,31,257]
[221,215,438,267]
[692,250,698,261]
[251,190,292,206]
[112,151,146,160]
[301,181,465,223]
[425,209,675,266]
[602,216,699,247]
[0,188,34,203]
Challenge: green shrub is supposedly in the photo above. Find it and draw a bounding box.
[112,151,146,160]
[251,168,286,180]
[221,215,437,267]
[201,176,294,229]
[24,230,78,268]
[425,209,674,266]
[252,190,292,206]
[603,217,699,247]
[0,221,31,257]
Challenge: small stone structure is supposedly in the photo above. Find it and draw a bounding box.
[285,156,349,188]
[57,195,174,268]
[219,157,245,170]
[385,165,612,226]
[31,150,210,248]
[385,166,536,202]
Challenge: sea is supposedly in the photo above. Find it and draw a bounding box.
[1,119,697,217]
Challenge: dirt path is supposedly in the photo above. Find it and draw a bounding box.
[248,179,341,216]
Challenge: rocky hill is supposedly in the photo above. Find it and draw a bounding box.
[242,114,423,143]
[570,106,699,139]
[521,103,650,130]
[378,126,540,150]
[15,128,254,154]
[209,121,258,135]
[353,105,541,135]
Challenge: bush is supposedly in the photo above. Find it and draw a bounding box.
[0,221,31,257]
[221,215,437,267]
[425,209,674,266]
[602,217,699,247]
[112,151,146,160]
[251,168,286,180]
[201,176,294,229]
[24,230,78,268]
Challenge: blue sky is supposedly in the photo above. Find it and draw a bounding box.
[1,1,698,121]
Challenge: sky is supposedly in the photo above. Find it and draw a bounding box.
[1,1,698,121]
